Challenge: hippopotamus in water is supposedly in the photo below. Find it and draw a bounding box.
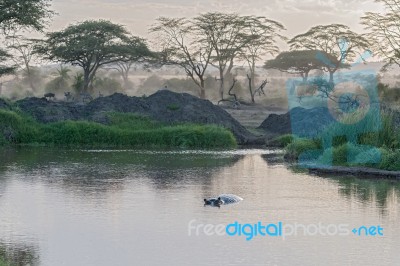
[204,194,243,207]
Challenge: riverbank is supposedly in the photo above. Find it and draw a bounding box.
[9,90,261,145]
[0,110,236,148]
[0,90,274,148]
[308,166,400,180]
[259,106,400,173]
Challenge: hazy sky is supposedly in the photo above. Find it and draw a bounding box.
[50,0,384,42]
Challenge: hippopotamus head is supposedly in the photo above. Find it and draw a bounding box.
[204,197,224,207]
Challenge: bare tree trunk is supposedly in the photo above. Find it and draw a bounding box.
[329,70,334,84]
[218,68,224,100]
[218,78,239,107]
[200,79,206,99]
[228,79,238,102]
[122,74,130,90]
[250,61,256,89]
[25,67,37,92]
[121,63,132,90]
[83,70,91,92]
[247,74,255,103]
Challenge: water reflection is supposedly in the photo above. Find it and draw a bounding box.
[261,152,400,214]
[0,148,244,194]
[0,241,39,266]
[334,177,400,213]
[0,148,399,265]
[260,151,285,165]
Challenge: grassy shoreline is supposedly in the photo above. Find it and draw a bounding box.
[0,110,237,149]
[274,110,400,171]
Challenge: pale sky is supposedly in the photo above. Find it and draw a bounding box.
[49,0,384,43]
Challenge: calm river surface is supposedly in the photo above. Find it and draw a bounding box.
[0,148,399,266]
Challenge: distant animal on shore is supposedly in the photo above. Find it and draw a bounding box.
[80,92,93,103]
[204,194,243,207]
[44,93,55,101]
[64,92,73,101]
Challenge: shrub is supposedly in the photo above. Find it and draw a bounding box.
[285,138,320,159]
[276,134,294,146]
[167,104,180,111]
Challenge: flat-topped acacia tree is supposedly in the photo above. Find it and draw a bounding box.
[36,20,151,92]
[264,50,345,82]
[288,24,370,83]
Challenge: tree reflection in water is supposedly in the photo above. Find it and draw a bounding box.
[0,241,39,266]
[335,177,400,214]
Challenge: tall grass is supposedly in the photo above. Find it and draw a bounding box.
[283,107,400,171]
[0,110,237,148]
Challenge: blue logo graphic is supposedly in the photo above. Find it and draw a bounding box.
[286,40,381,168]
[188,219,385,240]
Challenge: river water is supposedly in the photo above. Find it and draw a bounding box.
[0,148,399,266]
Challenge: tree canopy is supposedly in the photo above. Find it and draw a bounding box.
[0,49,15,76]
[150,17,213,99]
[288,24,370,82]
[0,0,53,80]
[37,20,152,92]
[362,0,400,69]
[0,0,54,32]
[264,50,343,82]
[193,12,284,100]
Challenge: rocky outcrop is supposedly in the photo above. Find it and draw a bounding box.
[0,98,11,110]
[258,107,336,137]
[16,90,259,145]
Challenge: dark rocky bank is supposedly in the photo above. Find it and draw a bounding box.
[258,107,336,137]
[0,98,11,110]
[2,90,261,145]
[309,166,400,180]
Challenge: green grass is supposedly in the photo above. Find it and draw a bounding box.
[0,110,237,149]
[166,104,180,111]
[282,108,400,171]
[316,143,381,167]
[285,137,321,160]
[378,148,400,171]
[0,259,6,266]
[273,134,294,147]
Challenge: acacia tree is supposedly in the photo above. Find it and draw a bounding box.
[6,35,39,91]
[0,49,14,75]
[0,49,15,94]
[0,0,53,82]
[288,24,370,83]
[150,17,212,99]
[37,20,149,92]
[239,16,285,103]
[264,50,343,82]
[0,0,54,32]
[361,0,400,69]
[111,36,153,90]
[194,13,259,100]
